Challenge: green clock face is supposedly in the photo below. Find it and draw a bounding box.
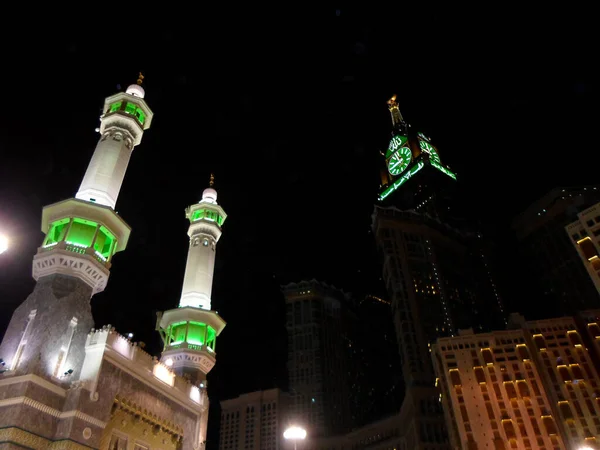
[419,141,441,165]
[388,146,412,176]
[386,134,408,159]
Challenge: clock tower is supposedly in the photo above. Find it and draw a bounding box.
[378,95,457,219]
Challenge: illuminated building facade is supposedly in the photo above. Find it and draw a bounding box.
[0,78,213,450]
[218,389,288,450]
[512,186,600,316]
[565,201,600,296]
[433,313,600,450]
[371,95,505,450]
[282,280,353,437]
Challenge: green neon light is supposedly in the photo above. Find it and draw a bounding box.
[385,135,408,159]
[431,161,457,180]
[135,107,146,125]
[44,218,70,246]
[120,102,146,125]
[109,102,122,113]
[388,146,412,176]
[66,218,97,248]
[168,322,217,350]
[44,218,118,259]
[379,161,424,201]
[94,225,116,259]
[191,208,224,226]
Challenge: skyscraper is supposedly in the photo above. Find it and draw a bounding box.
[283,280,353,437]
[512,186,600,316]
[565,201,600,297]
[219,389,288,450]
[0,77,213,450]
[371,95,505,449]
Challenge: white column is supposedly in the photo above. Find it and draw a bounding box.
[76,132,135,209]
[179,236,216,310]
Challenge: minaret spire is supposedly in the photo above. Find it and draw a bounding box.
[0,77,153,382]
[156,175,227,387]
[75,73,152,208]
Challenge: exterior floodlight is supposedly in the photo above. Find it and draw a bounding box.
[283,426,306,449]
[0,234,8,254]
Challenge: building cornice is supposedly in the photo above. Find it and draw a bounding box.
[0,396,106,427]
[0,373,67,397]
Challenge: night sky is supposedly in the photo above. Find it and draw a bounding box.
[0,8,597,446]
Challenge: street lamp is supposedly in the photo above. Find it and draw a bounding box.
[0,234,8,254]
[283,426,306,450]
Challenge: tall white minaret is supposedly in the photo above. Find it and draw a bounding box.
[157,175,227,385]
[0,75,153,381]
[179,174,227,310]
[76,73,153,209]
[31,74,154,295]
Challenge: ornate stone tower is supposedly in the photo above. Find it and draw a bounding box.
[157,175,227,385]
[0,74,153,381]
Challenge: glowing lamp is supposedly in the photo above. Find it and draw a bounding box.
[165,358,174,367]
[0,234,8,254]
[284,426,306,449]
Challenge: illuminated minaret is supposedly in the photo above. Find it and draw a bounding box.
[0,75,152,379]
[76,73,153,209]
[157,174,227,385]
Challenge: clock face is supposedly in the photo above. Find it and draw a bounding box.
[388,146,412,176]
[419,140,441,165]
[386,134,408,159]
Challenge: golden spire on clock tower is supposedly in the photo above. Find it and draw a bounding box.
[387,94,405,128]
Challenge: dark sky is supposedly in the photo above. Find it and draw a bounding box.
[0,8,597,446]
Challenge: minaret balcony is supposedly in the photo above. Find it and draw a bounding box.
[32,241,111,295]
[36,241,112,269]
[166,341,216,354]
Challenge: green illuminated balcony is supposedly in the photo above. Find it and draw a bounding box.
[107,100,146,126]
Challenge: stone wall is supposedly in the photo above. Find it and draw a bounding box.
[0,274,94,381]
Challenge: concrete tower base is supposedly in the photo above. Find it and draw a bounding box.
[0,274,94,381]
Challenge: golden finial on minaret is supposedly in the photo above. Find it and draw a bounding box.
[137,72,144,86]
[209,173,215,187]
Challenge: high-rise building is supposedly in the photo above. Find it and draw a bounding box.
[218,389,288,450]
[371,95,505,450]
[282,280,353,437]
[0,77,213,450]
[512,186,600,316]
[432,313,600,450]
[348,295,403,427]
[565,201,600,296]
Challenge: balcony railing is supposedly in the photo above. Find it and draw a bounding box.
[39,241,112,269]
